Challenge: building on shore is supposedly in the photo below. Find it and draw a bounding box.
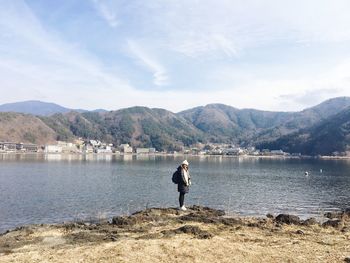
[82,144,93,154]
[95,145,112,154]
[16,143,39,152]
[136,148,150,154]
[0,142,39,153]
[45,145,63,153]
[270,150,287,156]
[57,141,79,153]
[120,144,133,154]
[0,142,17,152]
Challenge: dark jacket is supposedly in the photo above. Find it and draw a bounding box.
[177,166,191,193]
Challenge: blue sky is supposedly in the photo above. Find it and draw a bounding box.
[1,0,350,112]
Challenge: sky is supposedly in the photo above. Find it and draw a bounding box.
[1,0,350,112]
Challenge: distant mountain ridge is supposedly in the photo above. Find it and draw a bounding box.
[1,97,350,155]
[0,100,105,116]
[258,106,350,155]
[178,97,350,146]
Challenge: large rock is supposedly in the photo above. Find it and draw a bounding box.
[302,218,318,226]
[275,214,301,225]
[324,212,342,219]
[111,216,136,226]
[322,219,342,228]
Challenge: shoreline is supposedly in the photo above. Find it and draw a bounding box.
[1,206,349,262]
[1,152,350,160]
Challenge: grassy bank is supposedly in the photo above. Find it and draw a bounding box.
[0,206,350,263]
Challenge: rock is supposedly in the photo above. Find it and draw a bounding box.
[266,213,274,219]
[302,218,318,226]
[322,219,341,228]
[178,225,213,239]
[190,206,225,217]
[111,216,136,226]
[344,257,350,263]
[324,212,342,219]
[295,230,304,235]
[275,214,301,225]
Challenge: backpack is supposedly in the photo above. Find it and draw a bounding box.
[172,169,180,184]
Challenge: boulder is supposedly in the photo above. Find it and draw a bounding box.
[302,218,318,226]
[111,216,136,226]
[324,212,342,219]
[275,214,301,225]
[322,219,341,228]
[266,213,274,219]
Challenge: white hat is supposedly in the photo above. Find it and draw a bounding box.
[182,160,189,166]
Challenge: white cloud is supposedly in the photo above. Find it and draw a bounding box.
[91,0,119,27]
[127,40,169,86]
[1,0,350,112]
[105,0,350,58]
[0,0,135,108]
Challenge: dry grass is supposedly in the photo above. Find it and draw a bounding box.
[1,207,350,263]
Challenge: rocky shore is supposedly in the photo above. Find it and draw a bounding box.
[1,206,350,262]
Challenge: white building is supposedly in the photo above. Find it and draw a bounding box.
[136,148,150,154]
[270,150,285,155]
[120,144,133,154]
[95,145,112,154]
[45,145,62,153]
[57,141,79,153]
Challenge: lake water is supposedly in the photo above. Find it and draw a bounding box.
[1,154,350,233]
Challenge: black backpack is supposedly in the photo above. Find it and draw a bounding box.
[172,169,180,184]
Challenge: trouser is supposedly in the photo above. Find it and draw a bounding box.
[179,192,185,207]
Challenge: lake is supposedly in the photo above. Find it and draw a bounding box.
[1,154,350,233]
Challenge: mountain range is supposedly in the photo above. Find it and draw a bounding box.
[0,100,106,116]
[0,97,350,155]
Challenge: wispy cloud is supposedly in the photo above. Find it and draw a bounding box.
[1,0,350,112]
[127,40,169,86]
[107,0,350,58]
[91,0,119,27]
[0,0,133,108]
[279,88,343,108]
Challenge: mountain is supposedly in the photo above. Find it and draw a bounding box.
[179,104,290,144]
[1,97,350,154]
[40,107,204,151]
[0,101,73,116]
[254,97,350,144]
[180,97,350,146]
[0,100,107,116]
[257,106,350,155]
[0,112,57,144]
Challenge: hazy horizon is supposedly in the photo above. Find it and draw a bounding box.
[1,96,349,114]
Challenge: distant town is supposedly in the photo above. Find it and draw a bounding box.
[0,139,307,157]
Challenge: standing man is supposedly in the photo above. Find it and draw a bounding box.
[177,160,191,211]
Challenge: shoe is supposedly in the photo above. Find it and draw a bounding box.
[180,206,187,211]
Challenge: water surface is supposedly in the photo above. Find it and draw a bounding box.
[1,154,350,233]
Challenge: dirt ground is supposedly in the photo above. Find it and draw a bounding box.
[1,206,350,263]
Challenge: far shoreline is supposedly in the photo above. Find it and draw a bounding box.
[1,151,350,160]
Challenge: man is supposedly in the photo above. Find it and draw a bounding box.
[177,160,191,211]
